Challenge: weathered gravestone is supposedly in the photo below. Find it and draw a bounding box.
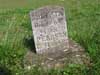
[30,6,69,54]
[24,6,90,70]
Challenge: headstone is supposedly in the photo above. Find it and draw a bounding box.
[30,6,69,54]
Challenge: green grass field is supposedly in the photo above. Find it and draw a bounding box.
[0,0,100,75]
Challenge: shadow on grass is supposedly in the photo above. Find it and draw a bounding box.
[0,66,11,75]
[24,36,36,53]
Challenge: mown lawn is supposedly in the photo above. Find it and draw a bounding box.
[0,0,100,75]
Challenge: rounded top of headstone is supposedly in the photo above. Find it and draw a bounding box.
[30,6,64,17]
[30,6,64,13]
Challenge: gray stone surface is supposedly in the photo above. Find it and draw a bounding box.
[30,6,68,54]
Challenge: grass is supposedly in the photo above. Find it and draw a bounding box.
[0,0,100,75]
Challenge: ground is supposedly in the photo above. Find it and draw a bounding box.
[0,0,100,75]
[24,39,90,70]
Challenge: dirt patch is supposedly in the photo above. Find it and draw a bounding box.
[24,39,91,69]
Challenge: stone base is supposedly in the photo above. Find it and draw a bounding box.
[24,39,91,70]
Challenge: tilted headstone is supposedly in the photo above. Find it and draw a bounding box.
[30,6,69,54]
